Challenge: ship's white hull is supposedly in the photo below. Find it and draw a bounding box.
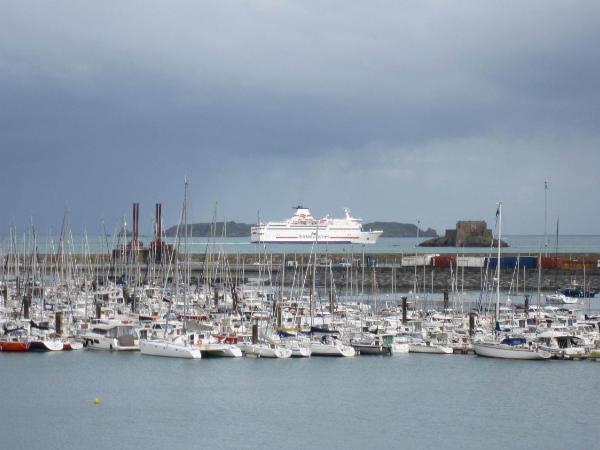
[251,228,381,244]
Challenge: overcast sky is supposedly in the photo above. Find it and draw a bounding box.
[1,1,599,236]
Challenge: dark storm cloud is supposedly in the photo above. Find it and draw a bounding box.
[1,1,599,234]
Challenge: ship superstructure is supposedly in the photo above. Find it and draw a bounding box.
[251,207,382,244]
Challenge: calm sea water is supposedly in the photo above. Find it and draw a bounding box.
[5,235,600,255]
[1,352,598,450]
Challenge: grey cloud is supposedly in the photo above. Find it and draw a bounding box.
[1,1,599,234]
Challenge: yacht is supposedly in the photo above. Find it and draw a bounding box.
[197,333,242,357]
[382,334,410,355]
[473,337,551,360]
[350,333,392,355]
[545,293,579,305]
[251,206,382,244]
[140,334,202,359]
[310,334,356,357]
[239,342,292,358]
[282,337,312,357]
[408,340,453,354]
[83,320,140,351]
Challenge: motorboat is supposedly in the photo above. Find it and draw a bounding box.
[0,331,30,352]
[382,335,409,355]
[350,334,391,355]
[560,281,596,298]
[545,293,579,305]
[83,320,140,351]
[535,332,588,359]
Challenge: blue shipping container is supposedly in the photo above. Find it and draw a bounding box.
[486,256,537,269]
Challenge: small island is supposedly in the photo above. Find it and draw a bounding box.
[363,222,437,238]
[419,220,508,247]
[165,222,251,237]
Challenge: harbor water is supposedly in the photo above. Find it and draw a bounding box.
[1,351,598,450]
[5,235,600,255]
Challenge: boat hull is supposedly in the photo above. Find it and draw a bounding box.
[310,342,355,357]
[0,341,30,352]
[29,339,64,352]
[545,294,579,305]
[63,340,84,351]
[351,343,391,355]
[140,340,202,359]
[84,337,140,351]
[389,343,410,355]
[473,343,551,360]
[200,343,242,358]
[241,344,292,358]
[409,343,453,354]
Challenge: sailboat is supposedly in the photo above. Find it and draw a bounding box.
[140,180,202,360]
[473,203,551,360]
[310,333,356,357]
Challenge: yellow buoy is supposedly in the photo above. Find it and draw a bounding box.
[93,397,100,405]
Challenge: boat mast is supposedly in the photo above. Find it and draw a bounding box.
[414,220,419,308]
[544,180,548,255]
[183,178,189,331]
[495,202,502,321]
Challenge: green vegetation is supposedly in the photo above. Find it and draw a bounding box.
[364,222,438,238]
[164,221,251,237]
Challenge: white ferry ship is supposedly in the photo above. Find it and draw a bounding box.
[251,207,382,244]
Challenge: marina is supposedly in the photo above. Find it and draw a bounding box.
[2,201,599,362]
[3,2,600,448]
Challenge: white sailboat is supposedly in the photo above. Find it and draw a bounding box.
[140,180,201,360]
[281,337,312,357]
[473,338,551,360]
[310,334,355,357]
[473,202,551,360]
[240,342,292,358]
